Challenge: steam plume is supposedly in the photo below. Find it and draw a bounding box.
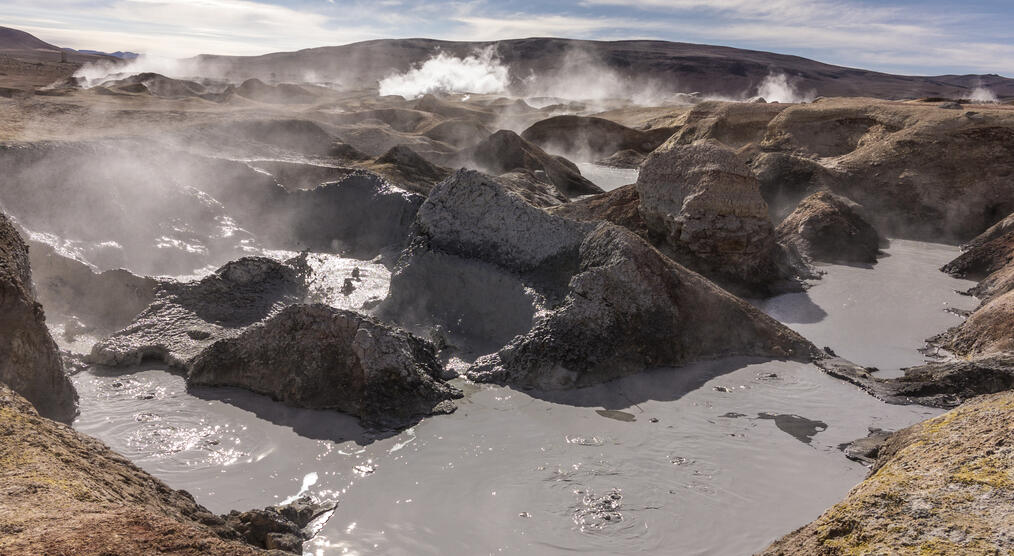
[378,47,509,99]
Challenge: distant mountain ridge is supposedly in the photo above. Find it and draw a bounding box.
[1,25,1011,100]
[0,26,61,51]
[192,37,1014,100]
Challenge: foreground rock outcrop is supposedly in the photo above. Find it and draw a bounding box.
[0,212,76,422]
[636,139,799,293]
[0,383,302,554]
[381,170,815,389]
[188,304,461,426]
[776,191,882,264]
[761,392,1014,555]
[89,256,459,425]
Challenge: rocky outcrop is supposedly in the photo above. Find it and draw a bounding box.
[0,383,296,555]
[89,256,458,425]
[549,184,649,237]
[636,138,797,293]
[776,191,881,264]
[468,130,603,197]
[188,304,461,426]
[520,115,673,167]
[381,170,815,389]
[89,256,309,369]
[223,496,334,552]
[280,170,425,258]
[369,145,451,193]
[761,391,1014,555]
[942,211,1014,300]
[0,212,76,423]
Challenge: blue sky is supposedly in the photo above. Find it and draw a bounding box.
[2,0,1012,75]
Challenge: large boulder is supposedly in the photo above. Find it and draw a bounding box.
[188,304,461,426]
[761,391,1014,555]
[636,139,793,292]
[381,170,815,389]
[0,212,76,423]
[468,130,603,197]
[89,256,458,425]
[776,191,882,264]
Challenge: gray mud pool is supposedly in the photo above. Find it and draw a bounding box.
[72,240,966,555]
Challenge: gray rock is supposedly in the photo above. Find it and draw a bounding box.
[776,191,882,264]
[0,211,77,422]
[88,256,309,368]
[841,428,893,465]
[188,304,461,426]
[382,170,816,389]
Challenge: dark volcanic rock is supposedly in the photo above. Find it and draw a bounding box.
[520,115,673,163]
[549,184,648,237]
[0,212,77,423]
[776,191,881,264]
[90,256,459,425]
[223,496,334,553]
[815,354,1014,409]
[281,170,425,258]
[381,169,815,389]
[840,428,894,465]
[636,138,798,293]
[188,304,461,426]
[370,144,452,192]
[469,130,603,197]
[88,256,310,368]
[942,211,1014,299]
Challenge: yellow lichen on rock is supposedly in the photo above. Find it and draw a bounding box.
[760,392,1014,555]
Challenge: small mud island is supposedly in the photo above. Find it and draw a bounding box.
[1,22,1014,555]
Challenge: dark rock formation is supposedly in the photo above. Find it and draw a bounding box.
[942,211,1014,299]
[369,145,451,192]
[89,257,459,425]
[815,354,1014,409]
[88,256,309,369]
[549,184,648,237]
[761,391,1014,555]
[840,428,893,466]
[381,170,815,389]
[280,170,425,258]
[636,139,798,293]
[0,383,283,554]
[776,191,881,264]
[520,115,673,166]
[0,212,76,422]
[188,304,461,426]
[223,496,334,552]
[468,130,603,197]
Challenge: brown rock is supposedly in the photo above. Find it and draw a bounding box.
[776,191,881,264]
[0,212,77,423]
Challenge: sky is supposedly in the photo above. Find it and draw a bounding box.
[2,0,1013,76]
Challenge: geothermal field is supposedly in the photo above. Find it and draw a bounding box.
[2,20,1014,556]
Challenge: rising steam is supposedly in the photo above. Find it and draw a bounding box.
[756,73,815,103]
[969,86,998,103]
[378,47,509,99]
[73,55,200,87]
